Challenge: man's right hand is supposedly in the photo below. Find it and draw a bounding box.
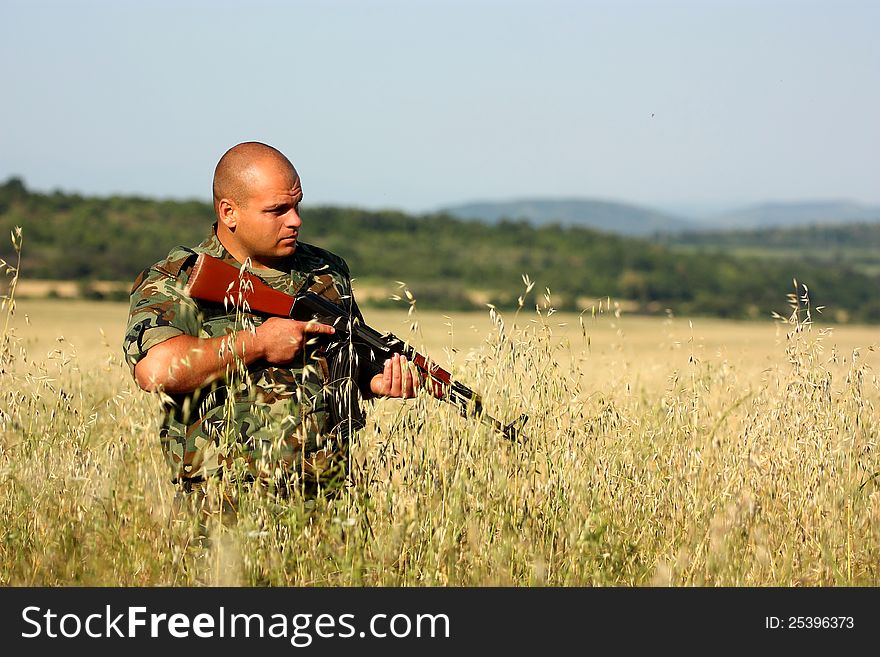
[255,317,336,364]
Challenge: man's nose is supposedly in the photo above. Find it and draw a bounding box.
[285,207,302,227]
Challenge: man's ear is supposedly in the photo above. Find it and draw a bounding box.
[217,198,238,229]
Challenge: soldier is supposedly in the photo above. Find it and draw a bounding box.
[123,141,418,503]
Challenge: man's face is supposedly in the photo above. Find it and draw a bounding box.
[225,159,303,268]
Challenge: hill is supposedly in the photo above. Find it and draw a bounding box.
[441,197,880,235]
[1,177,879,322]
[703,201,880,231]
[440,198,697,236]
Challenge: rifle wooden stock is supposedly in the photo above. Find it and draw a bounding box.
[184,253,528,441]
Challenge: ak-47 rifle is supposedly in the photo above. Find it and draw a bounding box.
[183,254,528,441]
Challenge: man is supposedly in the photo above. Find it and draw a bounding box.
[124,141,417,498]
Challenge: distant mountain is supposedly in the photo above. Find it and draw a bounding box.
[705,201,880,231]
[439,198,697,236]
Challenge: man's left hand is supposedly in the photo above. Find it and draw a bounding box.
[370,353,420,398]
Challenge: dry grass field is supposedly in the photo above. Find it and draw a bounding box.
[1,283,879,586]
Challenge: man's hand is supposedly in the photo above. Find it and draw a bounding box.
[370,353,420,398]
[255,317,335,364]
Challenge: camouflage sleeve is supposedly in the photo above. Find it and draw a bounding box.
[336,262,383,385]
[328,253,367,323]
[123,250,201,373]
[304,250,377,387]
[334,259,363,320]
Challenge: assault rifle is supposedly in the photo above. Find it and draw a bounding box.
[184,254,528,441]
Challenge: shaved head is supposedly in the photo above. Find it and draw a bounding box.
[212,142,297,211]
[211,142,304,268]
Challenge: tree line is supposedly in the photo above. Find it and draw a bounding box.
[2,177,878,322]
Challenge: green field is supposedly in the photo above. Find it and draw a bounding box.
[2,298,879,585]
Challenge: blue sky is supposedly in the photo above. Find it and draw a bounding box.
[2,0,878,215]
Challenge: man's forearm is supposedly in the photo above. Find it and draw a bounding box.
[134,316,335,394]
[134,330,265,394]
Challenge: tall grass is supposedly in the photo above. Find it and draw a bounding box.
[1,230,878,586]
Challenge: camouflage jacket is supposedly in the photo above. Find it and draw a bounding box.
[124,229,372,488]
